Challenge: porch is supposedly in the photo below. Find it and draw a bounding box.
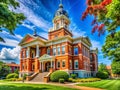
[39,54,55,72]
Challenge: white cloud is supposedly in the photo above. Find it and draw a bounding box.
[70,21,86,37]
[0,31,23,47]
[0,38,19,47]
[0,46,20,63]
[91,40,102,51]
[13,0,51,32]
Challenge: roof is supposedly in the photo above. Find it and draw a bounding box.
[19,34,47,46]
[54,3,69,18]
[33,34,48,40]
[106,65,111,70]
[6,63,20,67]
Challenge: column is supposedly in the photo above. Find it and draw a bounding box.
[36,44,39,58]
[51,60,52,68]
[27,47,30,58]
[42,62,43,72]
[40,62,41,70]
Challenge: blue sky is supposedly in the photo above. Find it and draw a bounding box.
[0,0,111,65]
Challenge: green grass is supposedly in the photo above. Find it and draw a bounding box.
[0,81,78,90]
[77,80,120,90]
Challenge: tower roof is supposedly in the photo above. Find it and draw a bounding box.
[54,1,69,18]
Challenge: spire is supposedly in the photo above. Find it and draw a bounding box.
[33,26,37,36]
[59,0,63,8]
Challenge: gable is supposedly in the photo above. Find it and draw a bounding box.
[19,34,35,45]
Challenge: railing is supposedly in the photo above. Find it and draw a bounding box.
[26,72,39,81]
[44,68,54,83]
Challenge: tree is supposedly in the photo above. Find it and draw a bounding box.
[96,63,109,79]
[82,0,120,36]
[0,0,26,42]
[0,61,10,78]
[111,61,120,74]
[98,63,108,73]
[82,0,120,75]
[102,31,120,61]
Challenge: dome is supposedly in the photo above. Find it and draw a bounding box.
[54,4,69,18]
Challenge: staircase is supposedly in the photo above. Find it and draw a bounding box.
[30,72,49,82]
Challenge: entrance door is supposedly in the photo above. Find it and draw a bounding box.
[45,62,50,72]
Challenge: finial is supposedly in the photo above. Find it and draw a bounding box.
[60,0,62,4]
[59,0,63,8]
[33,26,37,36]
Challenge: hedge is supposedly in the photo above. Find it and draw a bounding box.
[6,73,18,79]
[50,70,69,82]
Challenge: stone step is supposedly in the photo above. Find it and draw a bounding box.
[31,72,49,82]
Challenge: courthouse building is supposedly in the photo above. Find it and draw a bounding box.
[19,2,98,78]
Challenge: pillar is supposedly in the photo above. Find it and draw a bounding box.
[51,60,52,68]
[36,44,39,57]
[42,62,44,72]
[27,47,30,58]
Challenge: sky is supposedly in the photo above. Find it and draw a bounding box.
[0,0,111,65]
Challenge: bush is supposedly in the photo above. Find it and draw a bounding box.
[71,74,77,79]
[59,78,64,83]
[23,74,27,80]
[68,78,101,83]
[96,71,109,79]
[6,73,18,79]
[50,70,69,82]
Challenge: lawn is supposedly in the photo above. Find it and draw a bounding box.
[77,80,120,90]
[0,81,78,90]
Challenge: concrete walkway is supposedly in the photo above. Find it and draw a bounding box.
[14,81,104,90]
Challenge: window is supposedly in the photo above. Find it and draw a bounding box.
[22,64,24,70]
[70,60,72,69]
[62,60,66,67]
[47,48,50,55]
[53,48,56,56]
[74,60,78,69]
[57,47,60,55]
[56,23,59,29]
[74,47,78,55]
[69,46,72,54]
[31,50,35,58]
[57,61,60,68]
[54,35,58,38]
[62,46,65,54]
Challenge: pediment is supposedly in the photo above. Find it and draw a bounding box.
[39,54,55,61]
[19,34,35,45]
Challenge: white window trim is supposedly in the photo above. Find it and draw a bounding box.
[62,60,66,68]
[74,46,78,55]
[74,60,79,69]
[57,61,60,69]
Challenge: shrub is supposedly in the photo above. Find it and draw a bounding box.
[71,74,77,79]
[59,78,64,83]
[68,78,73,82]
[23,74,27,80]
[6,73,18,79]
[50,70,69,82]
[96,71,109,79]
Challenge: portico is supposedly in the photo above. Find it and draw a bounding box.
[39,54,55,72]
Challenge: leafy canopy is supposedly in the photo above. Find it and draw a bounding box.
[0,0,25,42]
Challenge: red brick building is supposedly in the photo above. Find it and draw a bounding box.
[6,62,19,73]
[19,3,98,78]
